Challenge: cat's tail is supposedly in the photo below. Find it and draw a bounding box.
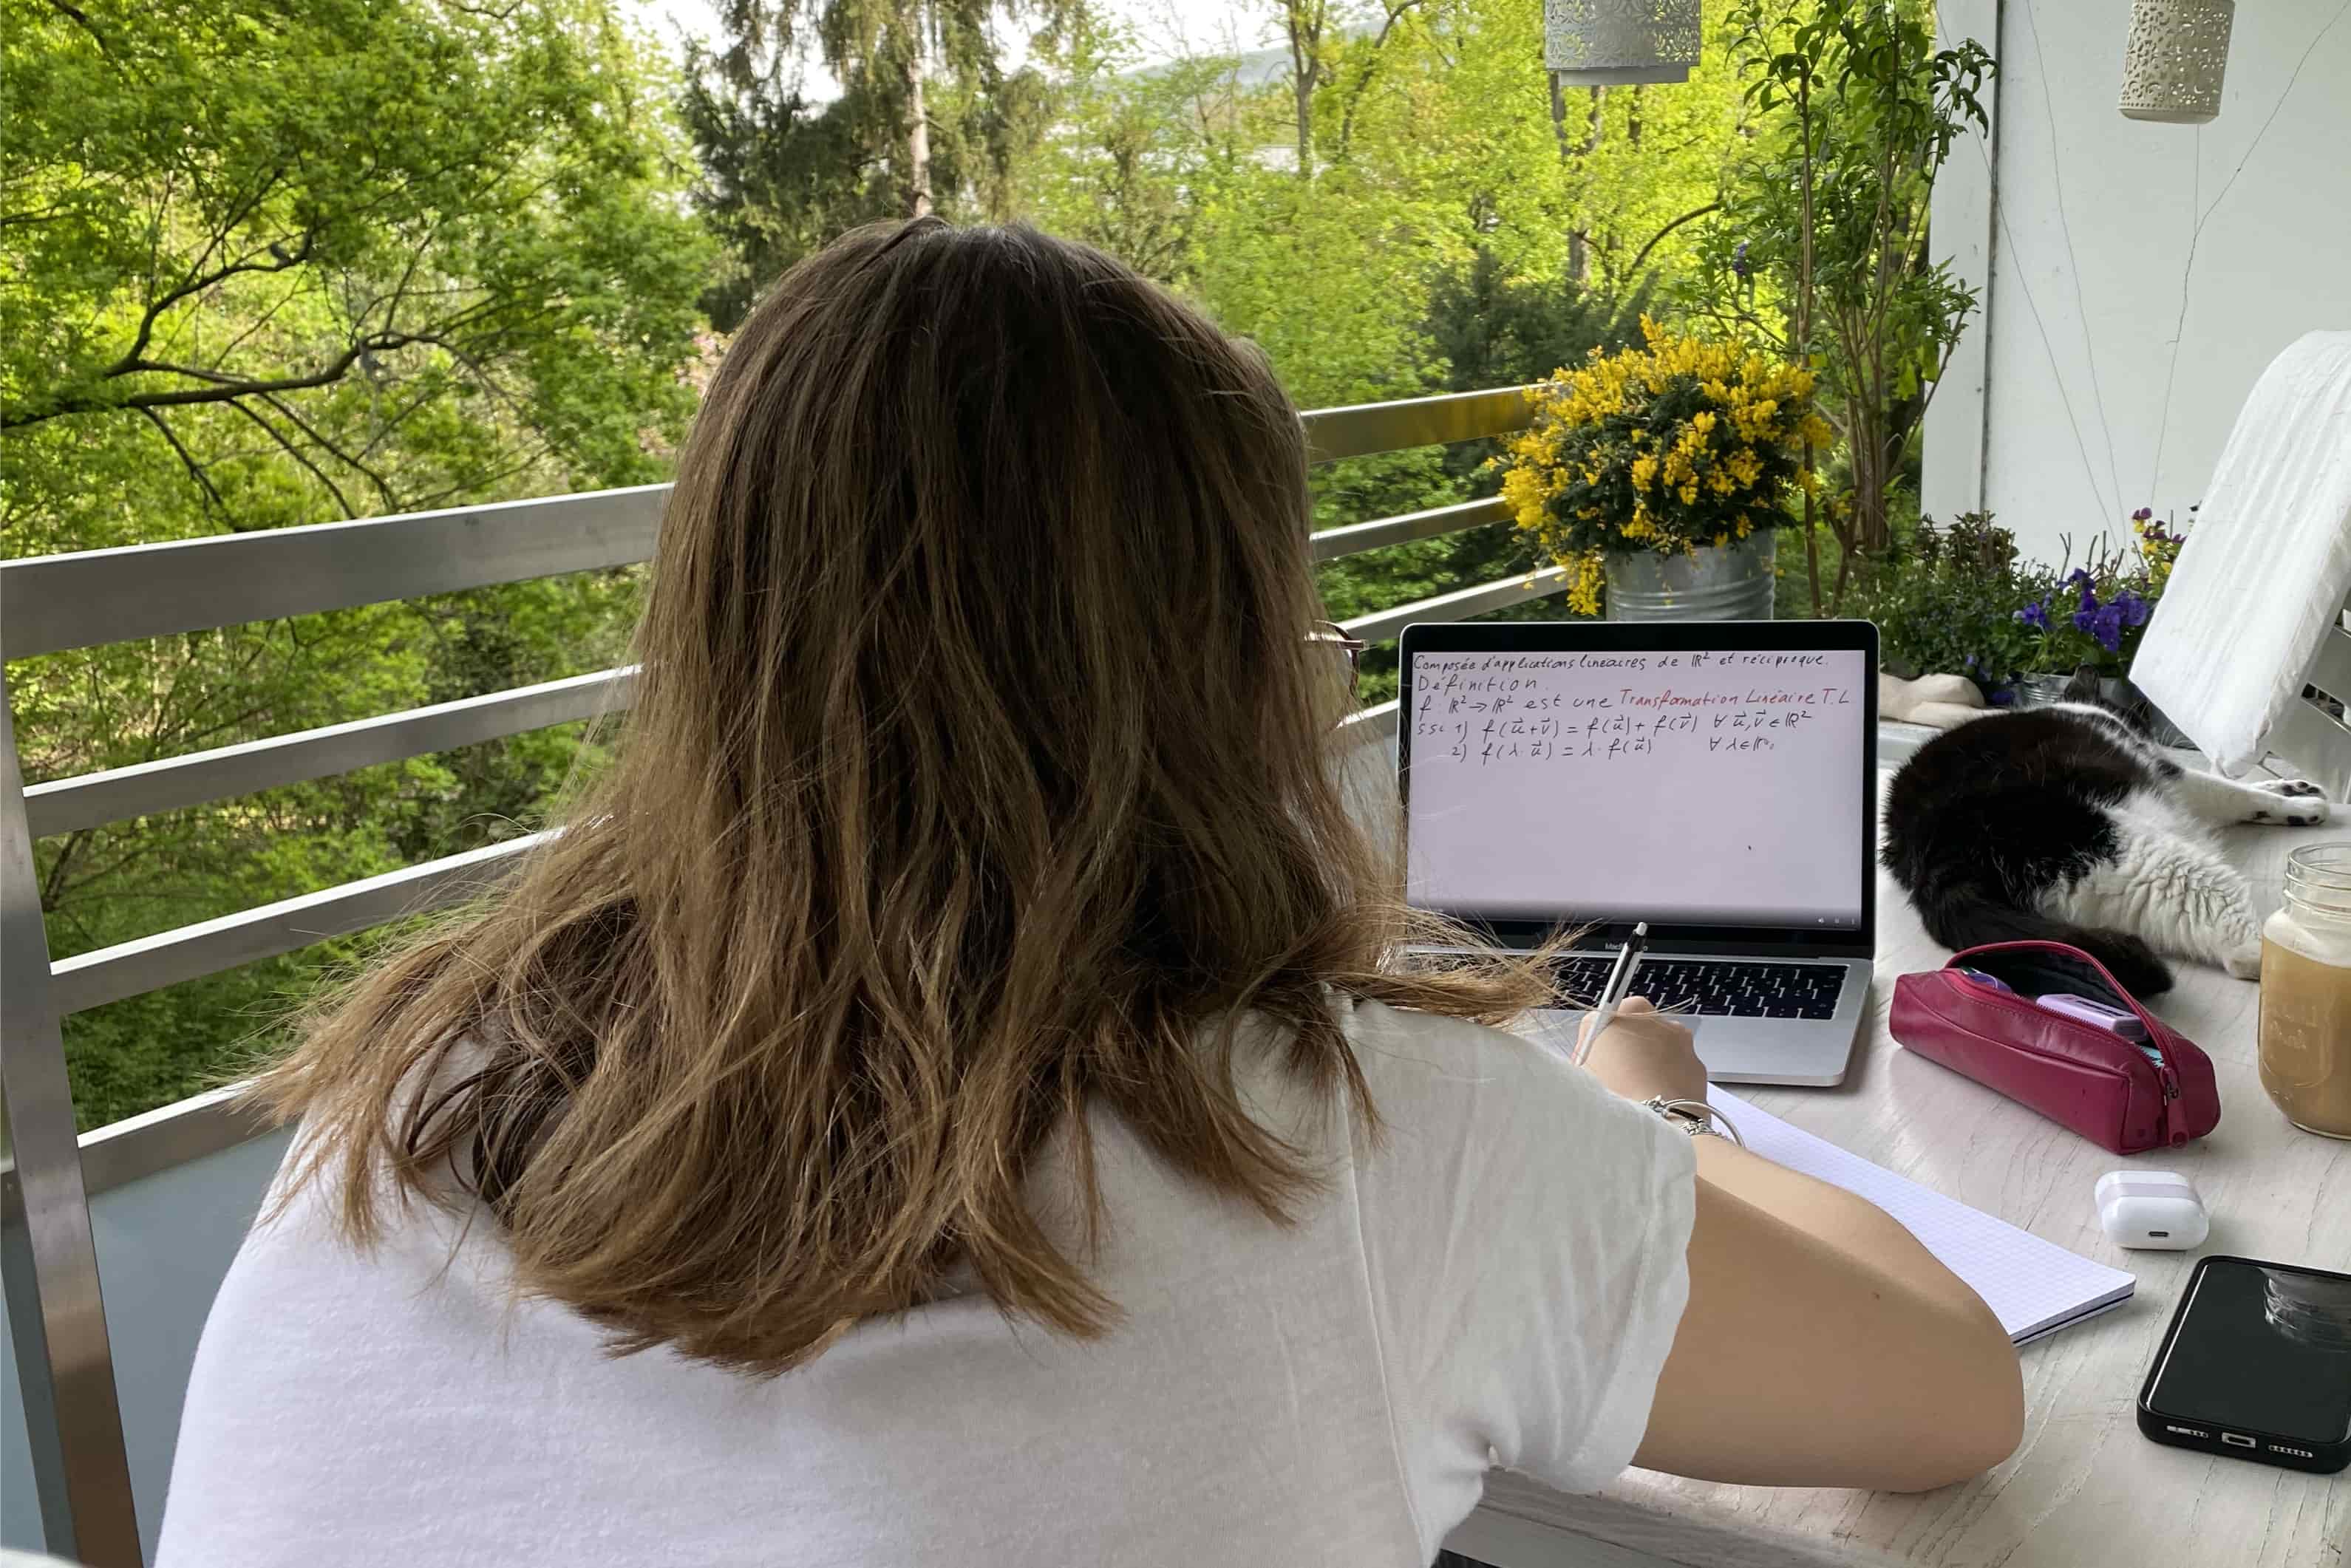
[1916,888,2175,997]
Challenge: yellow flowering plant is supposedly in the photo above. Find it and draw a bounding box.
[2131,507,2185,591]
[1497,319,1828,615]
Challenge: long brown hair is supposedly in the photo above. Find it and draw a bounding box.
[260,220,1548,1374]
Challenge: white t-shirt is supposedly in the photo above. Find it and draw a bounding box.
[157,998,1696,1567]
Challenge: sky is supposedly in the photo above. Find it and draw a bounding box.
[630,0,1269,87]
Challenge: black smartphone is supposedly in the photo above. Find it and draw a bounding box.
[2137,1255,2351,1473]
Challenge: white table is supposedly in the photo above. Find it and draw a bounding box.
[1447,808,2351,1568]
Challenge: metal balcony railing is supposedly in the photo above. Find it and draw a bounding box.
[0,384,1551,1564]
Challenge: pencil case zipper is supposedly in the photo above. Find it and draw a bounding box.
[1936,977,2182,1110]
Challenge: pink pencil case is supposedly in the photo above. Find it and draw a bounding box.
[1889,941,2220,1154]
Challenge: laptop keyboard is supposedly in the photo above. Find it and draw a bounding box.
[1551,956,1845,1020]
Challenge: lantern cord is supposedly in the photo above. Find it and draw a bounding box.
[2018,0,2124,523]
[2149,0,2351,501]
[1930,7,2114,528]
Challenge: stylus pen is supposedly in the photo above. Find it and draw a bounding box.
[1571,922,1649,1068]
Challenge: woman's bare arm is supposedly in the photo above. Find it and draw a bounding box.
[1583,998,2024,1493]
[1633,1136,2024,1492]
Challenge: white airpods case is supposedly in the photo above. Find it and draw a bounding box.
[2095,1170,2208,1251]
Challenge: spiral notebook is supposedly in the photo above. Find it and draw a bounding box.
[1708,1088,2137,1344]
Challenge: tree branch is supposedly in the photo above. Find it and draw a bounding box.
[1625,201,1722,279]
[1335,0,1426,161]
[44,0,112,58]
[205,272,312,369]
[0,197,88,229]
[107,205,306,377]
[408,333,537,426]
[367,217,449,343]
[137,406,225,514]
[5,330,417,428]
[355,387,443,459]
[259,392,399,510]
[38,827,96,911]
[225,399,357,519]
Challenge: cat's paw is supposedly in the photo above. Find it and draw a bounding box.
[2225,941,2265,980]
[2248,779,2330,826]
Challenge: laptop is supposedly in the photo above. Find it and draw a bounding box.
[1396,618,1878,1087]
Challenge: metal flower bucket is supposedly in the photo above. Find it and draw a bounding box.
[2011,669,2194,749]
[1603,533,1776,621]
[2011,674,2078,709]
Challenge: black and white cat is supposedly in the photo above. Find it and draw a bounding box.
[1882,671,2331,994]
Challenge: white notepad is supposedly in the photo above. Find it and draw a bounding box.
[1707,1088,2136,1344]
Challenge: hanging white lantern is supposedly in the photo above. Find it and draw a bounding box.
[1544,0,1703,87]
[2119,0,2235,123]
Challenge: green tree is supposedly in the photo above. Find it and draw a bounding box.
[1010,21,1248,284]
[4,0,712,491]
[1002,0,1754,691]
[1425,248,1655,393]
[681,0,1071,325]
[1398,248,1655,641]
[4,0,716,1126]
[1181,1,1746,658]
[1695,0,1993,607]
[678,67,905,330]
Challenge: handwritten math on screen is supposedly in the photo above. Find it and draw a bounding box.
[1406,648,1871,928]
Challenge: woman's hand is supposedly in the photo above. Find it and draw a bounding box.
[1578,996,1708,1105]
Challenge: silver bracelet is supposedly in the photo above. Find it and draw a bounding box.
[1644,1096,1744,1148]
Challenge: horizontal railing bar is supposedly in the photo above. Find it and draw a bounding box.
[1302,387,1533,465]
[34,558,1559,1015]
[0,1085,285,1205]
[1341,698,1401,742]
[1338,567,1571,644]
[4,388,1539,662]
[49,833,545,1016]
[9,712,1975,1202]
[1311,497,1511,563]
[76,1085,281,1199]
[25,667,636,839]
[1,485,669,660]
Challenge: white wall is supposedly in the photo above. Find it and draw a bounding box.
[1924,0,2351,569]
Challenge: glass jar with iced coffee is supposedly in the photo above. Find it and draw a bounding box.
[2260,843,2351,1139]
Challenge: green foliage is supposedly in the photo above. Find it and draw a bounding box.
[679,0,1062,325]
[1425,250,1656,395]
[1854,511,2177,691]
[1397,248,1660,617]
[1695,0,1993,596]
[1009,0,1757,679]
[4,0,715,479]
[1848,511,2036,689]
[679,72,904,330]
[4,0,710,1127]
[993,18,1226,284]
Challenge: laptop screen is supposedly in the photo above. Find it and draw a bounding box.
[1402,638,1872,934]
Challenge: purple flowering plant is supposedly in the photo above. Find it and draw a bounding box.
[1860,509,2185,696]
[2009,515,2182,675]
